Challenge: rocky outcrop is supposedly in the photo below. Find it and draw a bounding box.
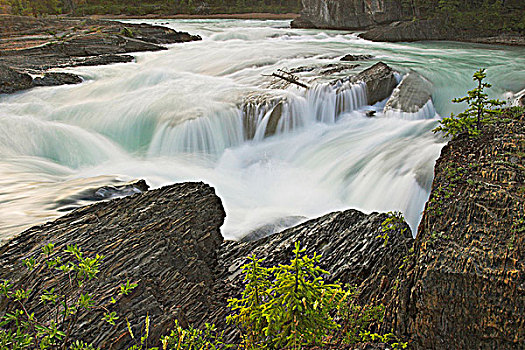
[0,180,412,348]
[291,0,403,30]
[219,209,413,308]
[33,72,83,87]
[0,15,201,94]
[0,182,225,349]
[359,19,525,46]
[389,110,525,348]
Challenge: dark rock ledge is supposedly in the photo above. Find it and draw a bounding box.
[0,181,412,349]
[0,15,201,94]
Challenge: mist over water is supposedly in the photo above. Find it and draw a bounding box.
[1,19,524,241]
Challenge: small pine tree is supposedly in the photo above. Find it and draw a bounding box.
[433,68,504,138]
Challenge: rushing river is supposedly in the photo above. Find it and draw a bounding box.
[1,19,524,241]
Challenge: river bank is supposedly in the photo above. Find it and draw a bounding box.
[89,12,299,20]
[0,15,201,94]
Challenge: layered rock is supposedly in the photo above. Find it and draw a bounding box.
[0,182,225,349]
[0,15,201,94]
[0,181,412,348]
[389,110,525,348]
[291,0,403,30]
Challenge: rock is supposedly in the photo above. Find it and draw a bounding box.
[33,72,83,87]
[0,182,225,349]
[291,0,403,30]
[340,54,373,61]
[383,72,434,117]
[389,110,525,348]
[0,15,202,93]
[0,64,33,94]
[239,215,306,242]
[218,209,413,321]
[352,62,398,105]
[359,19,525,46]
[359,19,452,43]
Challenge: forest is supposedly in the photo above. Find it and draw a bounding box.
[0,0,523,33]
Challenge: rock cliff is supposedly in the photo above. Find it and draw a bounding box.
[291,0,402,30]
[388,109,525,348]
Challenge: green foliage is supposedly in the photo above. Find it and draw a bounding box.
[434,69,505,138]
[228,242,345,349]
[377,211,406,247]
[162,320,231,350]
[0,243,137,350]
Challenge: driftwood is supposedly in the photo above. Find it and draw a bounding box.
[263,69,310,89]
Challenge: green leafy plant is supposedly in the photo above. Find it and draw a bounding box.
[434,68,505,138]
[0,243,137,350]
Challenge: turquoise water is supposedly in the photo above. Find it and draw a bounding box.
[1,19,524,240]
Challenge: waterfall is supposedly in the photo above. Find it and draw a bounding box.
[2,19,522,241]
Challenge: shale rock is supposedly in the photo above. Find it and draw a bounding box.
[0,15,201,93]
[390,110,525,348]
[0,64,32,94]
[0,182,225,349]
[216,209,413,329]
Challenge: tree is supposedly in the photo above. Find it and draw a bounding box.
[433,68,505,138]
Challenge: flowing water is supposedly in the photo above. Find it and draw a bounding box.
[1,19,524,241]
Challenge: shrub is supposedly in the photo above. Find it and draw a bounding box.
[0,243,137,349]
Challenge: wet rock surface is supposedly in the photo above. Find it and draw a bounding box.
[291,0,402,30]
[389,110,525,348]
[383,72,433,114]
[0,64,33,94]
[351,62,398,105]
[0,15,201,94]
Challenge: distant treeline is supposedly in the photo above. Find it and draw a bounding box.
[1,0,523,34]
[400,0,524,32]
[0,0,301,16]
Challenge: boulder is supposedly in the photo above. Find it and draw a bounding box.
[291,0,403,30]
[340,54,373,61]
[352,62,398,105]
[359,19,452,42]
[0,182,225,349]
[383,72,434,118]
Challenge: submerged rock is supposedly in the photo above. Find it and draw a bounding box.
[340,54,373,61]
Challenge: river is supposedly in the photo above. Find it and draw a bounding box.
[1,19,524,241]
